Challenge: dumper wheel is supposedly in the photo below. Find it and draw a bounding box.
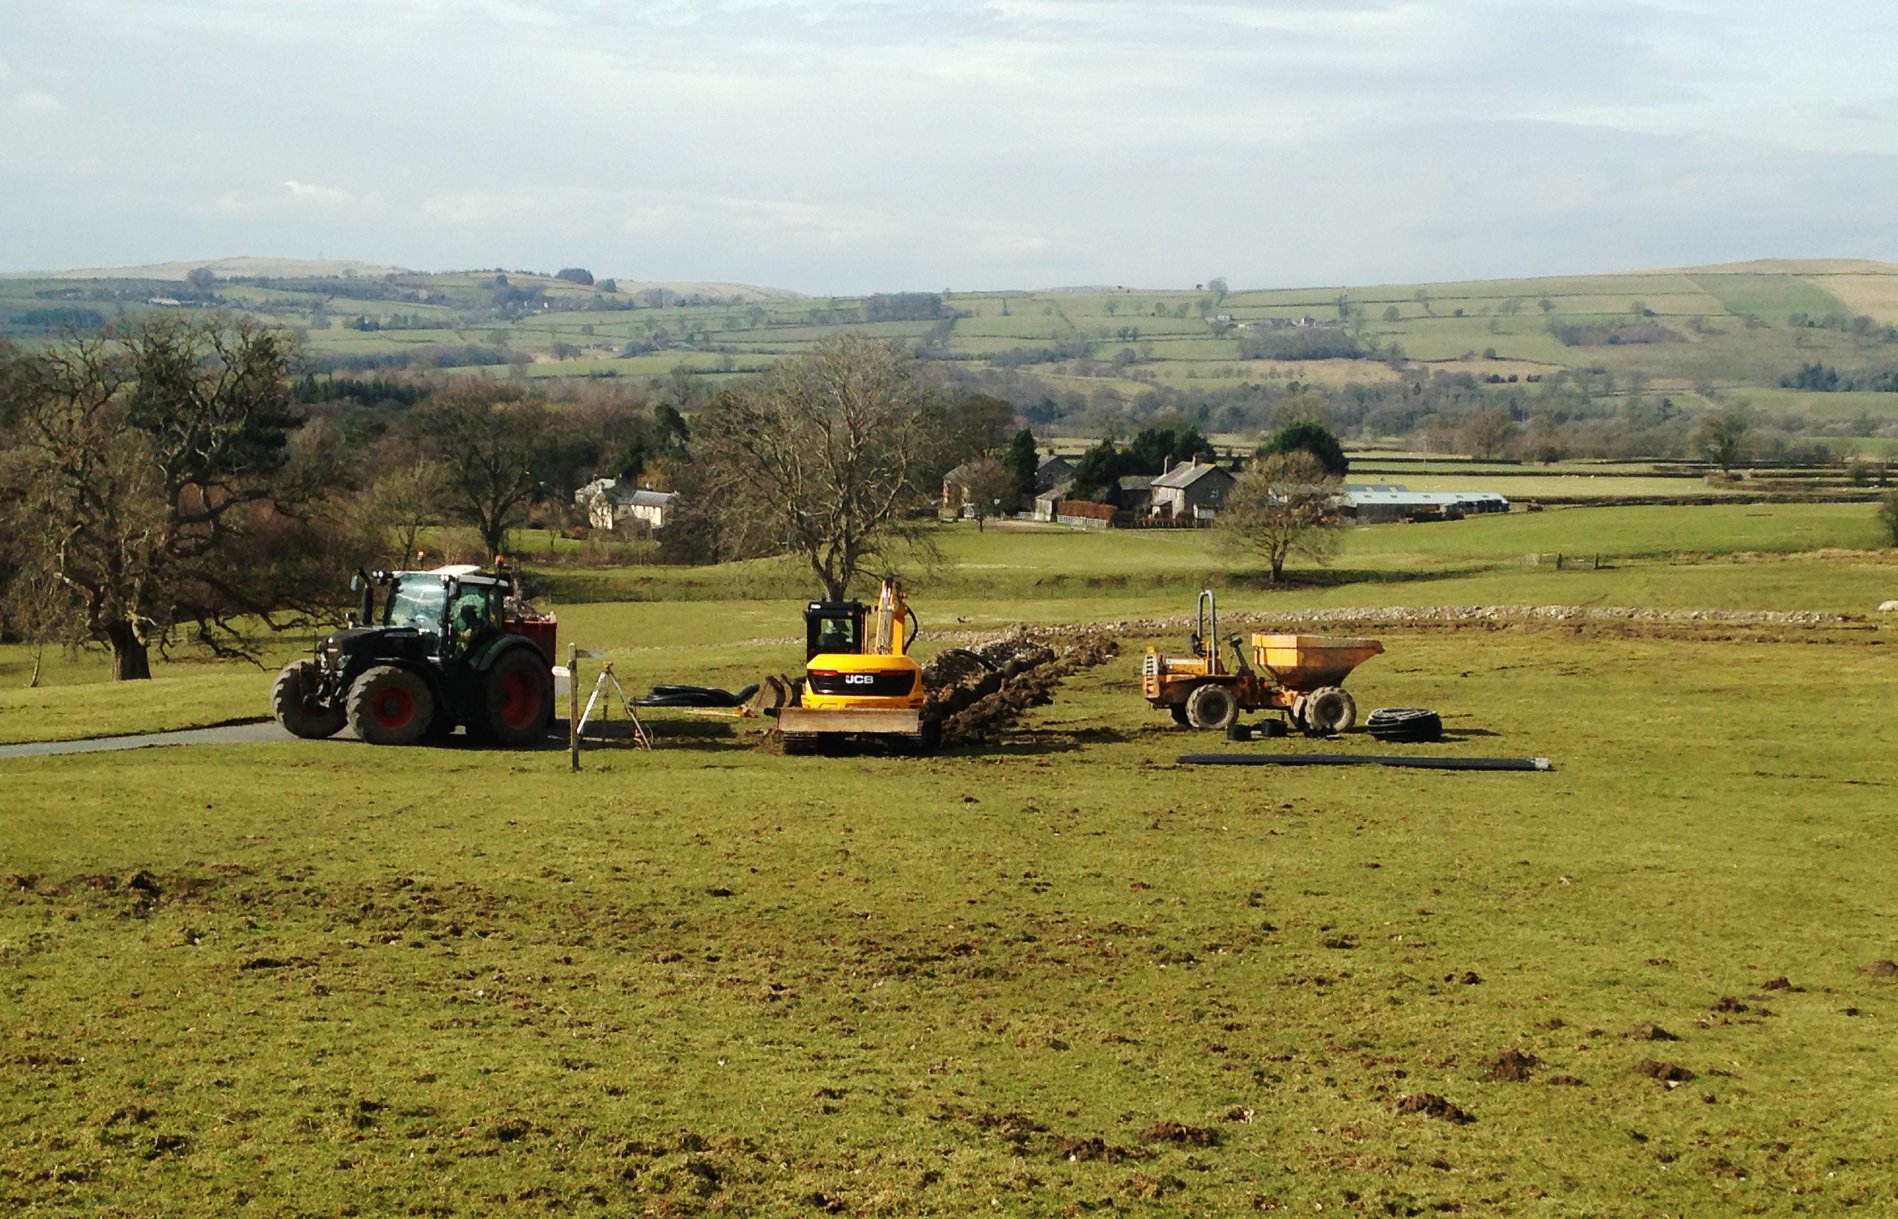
[1168,704,1191,727]
[347,666,434,746]
[1185,683,1239,731]
[272,660,344,739]
[1303,686,1357,735]
[473,649,555,747]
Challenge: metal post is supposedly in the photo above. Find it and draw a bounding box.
[568,642,580,772]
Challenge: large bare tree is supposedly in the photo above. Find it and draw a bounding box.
[1,317,352,679]
[695,334,945,599]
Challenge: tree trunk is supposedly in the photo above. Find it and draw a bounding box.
[26,646,43,689]
[106,620,152,681]
[481,523,507,564]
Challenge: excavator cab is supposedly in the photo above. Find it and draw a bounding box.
[804,601,867,661]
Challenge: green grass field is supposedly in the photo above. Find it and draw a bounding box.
[4,624,1896,1215]
[4,503,1898,1214]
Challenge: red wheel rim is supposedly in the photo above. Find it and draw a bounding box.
[498,669,539,729]
[373,687,417,729]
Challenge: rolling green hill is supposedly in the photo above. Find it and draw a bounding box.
[6,259,1898,451]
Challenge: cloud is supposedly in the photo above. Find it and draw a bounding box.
[194,179,378,220]
[6,0,1898,289]
[13,91,59,113]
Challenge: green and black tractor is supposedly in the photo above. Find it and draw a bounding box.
[271,564,557,747]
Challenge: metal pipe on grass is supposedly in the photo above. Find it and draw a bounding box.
[1179,753,1554,772]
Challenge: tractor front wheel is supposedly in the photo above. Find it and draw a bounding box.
[1185,683,1239,731]
[473,650,554,747]
[272,660,344,739]
[347,666,435,746]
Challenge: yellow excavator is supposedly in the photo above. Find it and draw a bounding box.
[775,576,941,754]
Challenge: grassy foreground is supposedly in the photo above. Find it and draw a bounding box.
[4,623,1897,1215]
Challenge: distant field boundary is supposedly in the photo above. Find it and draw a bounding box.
[1523,491,1886,507]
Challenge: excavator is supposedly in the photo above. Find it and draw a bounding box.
[774,576,942,754]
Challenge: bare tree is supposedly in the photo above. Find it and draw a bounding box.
[957,456,1022,532]
[1219,451,1344,583]
[1459,407,1516,460]
[408,383,549,560]
[364,460,451,567]
[1,317,351,679]
[695,334,945,599]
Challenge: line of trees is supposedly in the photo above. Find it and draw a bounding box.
[2,325,1031,679]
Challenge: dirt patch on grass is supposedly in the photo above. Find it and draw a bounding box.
[1624,1022,1680,1042]
[1138,1121,1218,1147]
[1481,1049,1540,1082]
[1395,1094,1474,1124]
[1859,959,1898,979]
[1633,1060,1697,1084]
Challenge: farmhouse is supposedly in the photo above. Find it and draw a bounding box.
[1148,456,1235,519]
[576,478,678,530]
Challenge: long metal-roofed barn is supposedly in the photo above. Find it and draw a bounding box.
[1339,483,1509,524]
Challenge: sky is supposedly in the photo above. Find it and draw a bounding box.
[4,0,1897,295]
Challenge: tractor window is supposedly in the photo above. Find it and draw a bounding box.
[450,586,500,636]
[385,579,449,630]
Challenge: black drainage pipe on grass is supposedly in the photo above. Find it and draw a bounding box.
[1178,753,1554,772]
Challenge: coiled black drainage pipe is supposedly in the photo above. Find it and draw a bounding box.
[1178,753,1553,772]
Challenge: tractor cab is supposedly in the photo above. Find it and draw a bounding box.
[804,600,868,661]
[350,567,538,661]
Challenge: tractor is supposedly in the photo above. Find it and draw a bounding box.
[271,563,557,747]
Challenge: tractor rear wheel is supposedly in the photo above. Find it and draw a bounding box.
[473,649,555,747]
[272,660,344,739]
[1185,683,1239,731]
[347,665,434,746]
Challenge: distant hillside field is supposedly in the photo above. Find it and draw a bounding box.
[5,258,1898,455]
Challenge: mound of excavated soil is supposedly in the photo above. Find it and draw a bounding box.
[924,629,1118,746]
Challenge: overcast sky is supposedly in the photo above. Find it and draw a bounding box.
[4,0,1896,294]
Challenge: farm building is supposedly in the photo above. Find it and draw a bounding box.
[576,478,679,530]
[1032,480,1073,522]
[1340,483,1509,523]
[1034,453,1074,492]
[1115,474,1157,514]
[1148,456,1235,519]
